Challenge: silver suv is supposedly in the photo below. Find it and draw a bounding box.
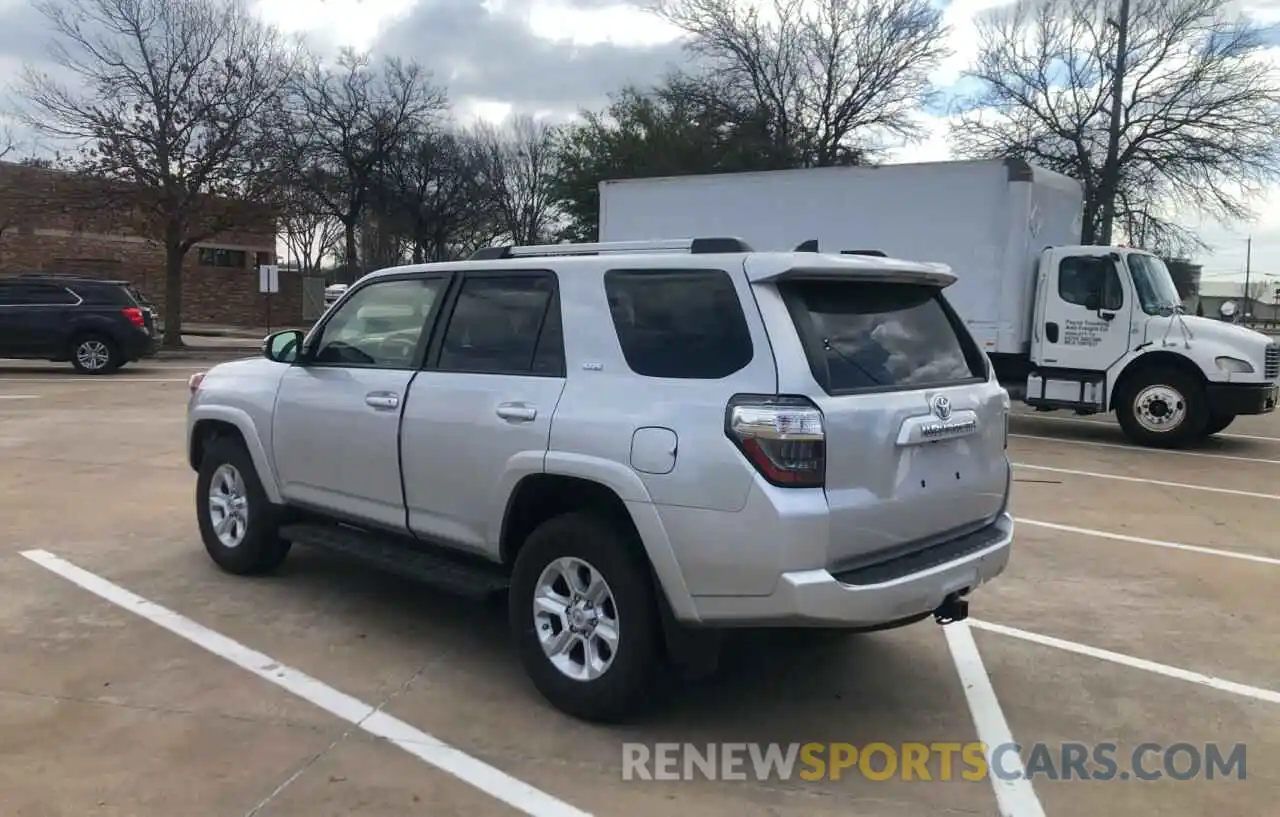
[186,237,1014,721]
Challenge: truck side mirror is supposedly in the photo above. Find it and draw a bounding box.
[1084,292,1101,311]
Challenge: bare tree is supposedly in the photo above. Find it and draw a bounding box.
[374,130,493,262]
[19,0,298,345]
[651,0,949,165]
[951,0,1280,247]
[279,175,342,276]
[472,115,562,245]
[283,49,448,283]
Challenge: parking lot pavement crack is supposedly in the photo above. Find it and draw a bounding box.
[0,687,329,732]
[241,660,443,817]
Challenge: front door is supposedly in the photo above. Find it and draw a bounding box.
[1033,252,1132,371]
[271,273,451,530]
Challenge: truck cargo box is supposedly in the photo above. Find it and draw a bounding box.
[598,158,1085,356]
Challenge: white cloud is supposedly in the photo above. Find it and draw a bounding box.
[930,0,1016,88]
[527,1,682,46]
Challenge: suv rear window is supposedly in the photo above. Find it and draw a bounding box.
[604,269,753,379]
[777,279,986,394]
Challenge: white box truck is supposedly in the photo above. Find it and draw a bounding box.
[597,159,1279,447]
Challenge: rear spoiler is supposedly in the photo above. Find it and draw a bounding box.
[747,259,956,288]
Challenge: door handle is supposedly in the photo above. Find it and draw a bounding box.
[496,402,537,422]
[365,391,399,409]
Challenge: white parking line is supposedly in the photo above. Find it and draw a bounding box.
[1010,433,1280,466]
[944,622,1045,817]
[20,549,593,817]
[1019,519,1280,567]
[1011,412,1280,444]
[0,394,39,400]
[1012,463,1280,500]
[970,619,1280,705]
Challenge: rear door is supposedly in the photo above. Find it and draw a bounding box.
[399,270,567,557]
[0,282,80,355]
[748,261,1009,570]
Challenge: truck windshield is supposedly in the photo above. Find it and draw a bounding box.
[1127,254,1182,315]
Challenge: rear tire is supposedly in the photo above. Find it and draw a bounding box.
[1115,368,1208,448]
[509,511,664,722]
[69,334,121,374]
[196,436,291,575]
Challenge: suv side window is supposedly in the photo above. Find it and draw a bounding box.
[1059,256,1123,310]
[0,283,79,305]
[436,274,561,375]
[312,277,446,368]
[604,269,753,379]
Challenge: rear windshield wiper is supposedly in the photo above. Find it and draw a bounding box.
[823,337,885,386]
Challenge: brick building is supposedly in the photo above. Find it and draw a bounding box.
[0,161,310,327]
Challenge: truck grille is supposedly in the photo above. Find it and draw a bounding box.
[1267,343,1279,380]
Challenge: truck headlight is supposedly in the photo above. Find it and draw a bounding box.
[1215,356,1254,374]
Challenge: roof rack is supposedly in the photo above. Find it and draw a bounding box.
[791,240,887,257]
[468,236,753,261]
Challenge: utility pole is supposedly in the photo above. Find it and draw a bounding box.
[1098,0,1132,245]
[1244,235,1252,323]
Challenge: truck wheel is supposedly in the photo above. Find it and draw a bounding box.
[509,511,663,722]
[196,437,291,575]
[1116,368,1208,448]
[1205,413,1235,436]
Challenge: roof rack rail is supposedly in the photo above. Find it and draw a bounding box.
[467,236,753,260]
[841,249,887,257]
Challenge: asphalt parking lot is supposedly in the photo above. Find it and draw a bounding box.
[1,358,1277,817]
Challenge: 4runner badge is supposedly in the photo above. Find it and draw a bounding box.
[932,395,952,420]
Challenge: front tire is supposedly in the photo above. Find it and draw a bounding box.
[1204,412,1235,436]
[69,334,121,374]
[1115,368,1208,448]
[196,437,290,575]
[509,512,664,722]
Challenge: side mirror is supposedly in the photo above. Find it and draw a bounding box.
[1084,292,1101,312]
[263,329,305,364]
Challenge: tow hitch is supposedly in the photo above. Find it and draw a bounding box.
[933,592,969,625]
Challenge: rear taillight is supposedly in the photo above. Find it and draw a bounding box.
[188,372,205,394]
[726,394,825,488]
[122,306,145,327]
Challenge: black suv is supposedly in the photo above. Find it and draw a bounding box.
[0,275,158,373]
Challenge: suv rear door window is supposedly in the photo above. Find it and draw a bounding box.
[778,279,985,394]
[604,269,753,379]
[436,274,561,375]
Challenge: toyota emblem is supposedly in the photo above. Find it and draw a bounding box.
[931,395,952,420]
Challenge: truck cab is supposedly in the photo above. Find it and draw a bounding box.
[1022,245,1278,446]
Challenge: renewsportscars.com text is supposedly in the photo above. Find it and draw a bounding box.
[621,742,1246,782]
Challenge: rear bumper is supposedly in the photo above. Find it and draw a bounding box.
[1206,382,1277,417]
[120,330,157,361]
[691,512,1014,627]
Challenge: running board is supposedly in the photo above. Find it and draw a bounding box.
[279,523,511,601]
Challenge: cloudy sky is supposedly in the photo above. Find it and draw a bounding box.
[1,0,1278,284]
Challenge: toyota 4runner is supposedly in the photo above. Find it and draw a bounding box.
[185,237,1015,721]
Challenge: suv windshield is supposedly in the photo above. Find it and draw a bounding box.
[1127,254,1182,315]
[777,279,987,394]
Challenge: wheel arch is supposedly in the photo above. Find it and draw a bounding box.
[499,460,698,621]
[188,407,284,504]
[1109,350,1207,411]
